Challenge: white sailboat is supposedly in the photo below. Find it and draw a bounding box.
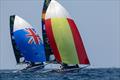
[41,0,90,71]
[10,15,46,70]
[8,0,90,72]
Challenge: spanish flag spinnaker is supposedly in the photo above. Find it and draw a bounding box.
[44,0,90,64]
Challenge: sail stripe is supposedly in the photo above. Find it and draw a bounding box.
[50,18,79,64]
[67,18,90,64]
[45,19,62,62]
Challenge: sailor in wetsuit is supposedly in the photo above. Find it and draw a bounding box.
[62,63,79,69]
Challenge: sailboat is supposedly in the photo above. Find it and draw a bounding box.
[42,0,90,70]
[9,0,90,72]
[10,15,46,70]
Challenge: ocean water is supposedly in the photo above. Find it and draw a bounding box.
[0,68,120,80]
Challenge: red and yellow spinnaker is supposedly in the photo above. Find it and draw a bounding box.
[44,0,90,64]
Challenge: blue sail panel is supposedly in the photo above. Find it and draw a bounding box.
[13,28,46,62]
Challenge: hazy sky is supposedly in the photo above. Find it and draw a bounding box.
[0,0,120,69]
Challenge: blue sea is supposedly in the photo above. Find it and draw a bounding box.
[0,68,120,80]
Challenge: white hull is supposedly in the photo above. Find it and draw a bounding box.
[44,63,62,70]
[14,64,28,70]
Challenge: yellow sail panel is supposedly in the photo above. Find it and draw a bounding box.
[51,18,79,64]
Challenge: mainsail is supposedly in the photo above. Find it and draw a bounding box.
[10,15,24,63]
[42,0,53,61]
[10,15,46,64]
[45,0,90,65]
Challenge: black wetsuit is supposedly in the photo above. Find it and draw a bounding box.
[62,63,79,69]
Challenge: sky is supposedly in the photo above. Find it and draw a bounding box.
[0,0,120,69]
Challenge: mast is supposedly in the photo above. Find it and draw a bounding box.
[42,0,53,61]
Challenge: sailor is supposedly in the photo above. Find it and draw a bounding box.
[49,54,55,61]
[62,63,79,69]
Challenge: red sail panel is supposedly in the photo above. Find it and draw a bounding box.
[45,19,62,62]
[67,18,90,64]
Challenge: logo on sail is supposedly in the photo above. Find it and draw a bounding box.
[25,28,41,44]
